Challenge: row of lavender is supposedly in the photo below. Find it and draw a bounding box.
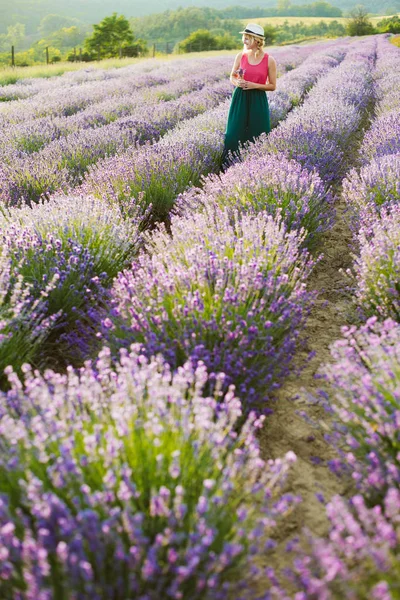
[0,45,323,207]
[0,39,361,599]
[268,35,400,599]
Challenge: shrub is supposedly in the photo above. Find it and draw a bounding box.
[0,195,141,367]
[361,110,400,164]
[351,204,400,321]
[319,317,400,500]
[0,252,58,385]
[178,30,219,53]
[272,489,400,600]
[0,348,298,599]
[179,152,334,249]
[346,6,376,36]
[342,152,400,220]
[80,108,226,226]
[103,206,316,408]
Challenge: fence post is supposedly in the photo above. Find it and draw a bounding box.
[73,47,77,62]
[79,47,82,61]
[97,45,101,61]
[11,45,15,67]
[152,43,155,58]
[166,42,170,54]
[46,46,49,64]
[119,44,122,59]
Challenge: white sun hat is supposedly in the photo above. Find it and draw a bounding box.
[239,23,265,39]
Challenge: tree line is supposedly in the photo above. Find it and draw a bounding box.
[0,4,399,67]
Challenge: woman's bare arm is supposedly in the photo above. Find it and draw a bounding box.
[229,52,242,87]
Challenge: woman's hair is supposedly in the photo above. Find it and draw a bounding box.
[242,33,264,56]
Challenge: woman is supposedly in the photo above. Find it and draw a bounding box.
[222,23,277,166]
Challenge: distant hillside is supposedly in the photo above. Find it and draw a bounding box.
[1,0,399,34]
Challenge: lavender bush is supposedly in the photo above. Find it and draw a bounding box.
[0,196,141,366]
[0,252,58,383]
[318,318,400,497]
[104,206,316,407]
[342,152,400,216]
[360,110,400,164]
[271,489,400,600]
[179,152,334,249]
[350,205,400,321]
[0,349,298,599]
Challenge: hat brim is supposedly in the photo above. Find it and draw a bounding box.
[239,29,265,39]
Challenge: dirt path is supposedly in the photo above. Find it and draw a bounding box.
[258,188,358,574]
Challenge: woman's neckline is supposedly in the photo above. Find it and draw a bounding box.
[244,51,266,66]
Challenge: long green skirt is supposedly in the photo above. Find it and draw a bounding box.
[222,87,270,165]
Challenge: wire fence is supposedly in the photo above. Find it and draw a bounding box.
[5,40,238,68]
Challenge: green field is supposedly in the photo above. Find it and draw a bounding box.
[0,50,238,85]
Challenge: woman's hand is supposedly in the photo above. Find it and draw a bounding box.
[237,79,258,90]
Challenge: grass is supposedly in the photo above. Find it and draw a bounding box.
[0,56,144,86]
[391,35,400,47]
[0,50,241,86]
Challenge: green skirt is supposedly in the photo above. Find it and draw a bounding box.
[222,87,270,164]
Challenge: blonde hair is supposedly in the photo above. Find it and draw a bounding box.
[242,33,264,57]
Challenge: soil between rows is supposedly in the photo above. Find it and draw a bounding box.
[257,187,358,580]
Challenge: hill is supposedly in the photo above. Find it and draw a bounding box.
[1,0,399,34]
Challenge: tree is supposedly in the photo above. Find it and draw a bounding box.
[346,6,375,36]
[377,15,400,34]
[4,23,25,47]
[48,26,87,50]
[263,25,277,45]
[38,15,82,37]
[84,13,135,59]
[178,29,219,53]
[277,0,292,10]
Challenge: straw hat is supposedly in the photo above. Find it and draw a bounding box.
[239,23,265,39]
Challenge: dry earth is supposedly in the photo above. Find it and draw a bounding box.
[257,188,359,583]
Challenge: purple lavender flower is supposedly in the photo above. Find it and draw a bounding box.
[179,151,334,248]
[104,206,316,407]
[0,348,298,598]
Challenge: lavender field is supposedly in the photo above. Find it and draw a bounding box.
[0,34,399,599]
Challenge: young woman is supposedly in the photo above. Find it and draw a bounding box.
[222,23,277,166]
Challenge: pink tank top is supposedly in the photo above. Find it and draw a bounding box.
[240,53,269,84]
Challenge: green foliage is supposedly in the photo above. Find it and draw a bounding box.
[130,7,243,45]
[377,14,400,33]
[275,18,345,43]
[84,12,137,59]
[220,2,343,19]
[45,25,88,50]
[263,24,278,44]
[346,6,376,36]
[0,23,25,51]
[178,29,238,52]
[277,0,292,10]
[38,14,83,36]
